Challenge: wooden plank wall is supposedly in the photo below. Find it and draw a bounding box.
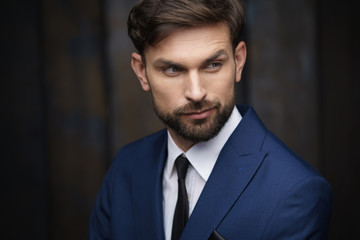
[246,0,320,168]
[41,0,108,239]
[318,1,360,238]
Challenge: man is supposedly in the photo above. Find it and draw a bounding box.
[89,0,332,239]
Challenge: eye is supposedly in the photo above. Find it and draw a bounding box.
[204,62,222,72]
[162,66,183,77]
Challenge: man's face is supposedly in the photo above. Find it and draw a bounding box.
[131,23,246,150]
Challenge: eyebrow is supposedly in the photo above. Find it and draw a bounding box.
[153,49,229,68]
[204,49,229,64]
[153,59,184,69]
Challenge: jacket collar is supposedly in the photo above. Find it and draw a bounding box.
[181,105,268,239]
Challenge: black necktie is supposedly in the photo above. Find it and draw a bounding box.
[171,156,190,240]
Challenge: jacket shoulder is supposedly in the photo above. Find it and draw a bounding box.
[110,129,168,171]
[262,131,321,179]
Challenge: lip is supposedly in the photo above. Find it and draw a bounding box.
[184,108,214,120]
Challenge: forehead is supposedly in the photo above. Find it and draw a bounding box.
[144,23,232,64]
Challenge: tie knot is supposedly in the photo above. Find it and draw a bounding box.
[175,156,190,180]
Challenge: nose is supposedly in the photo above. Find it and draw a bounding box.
[184,71,207,102]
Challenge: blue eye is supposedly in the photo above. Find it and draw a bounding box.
[163,66,183,76]
[205,62,222,72]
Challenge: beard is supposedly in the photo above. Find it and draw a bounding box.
[153,96,235,143]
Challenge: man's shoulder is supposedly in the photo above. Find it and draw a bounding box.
[118,129,168,155]
[258,126,329,194]
[233,106,331,207]
[109,129,168,170]
[263,131,320,176]
[234,105,326,180]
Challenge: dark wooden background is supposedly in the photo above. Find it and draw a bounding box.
[1,0,359,239]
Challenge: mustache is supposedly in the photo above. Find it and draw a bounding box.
[173,100,221,115]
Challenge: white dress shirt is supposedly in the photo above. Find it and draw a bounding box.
[162,106,242,240]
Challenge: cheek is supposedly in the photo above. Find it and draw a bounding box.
[150,81,183,110]
[206,69,236,98]
[147,68,188,108]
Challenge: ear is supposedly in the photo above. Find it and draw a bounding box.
[131,52,151,91]
[234,41,247,83]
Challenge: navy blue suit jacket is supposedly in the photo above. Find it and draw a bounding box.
[89,105,332,240]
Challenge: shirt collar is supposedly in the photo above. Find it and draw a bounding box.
[166,106,242,181]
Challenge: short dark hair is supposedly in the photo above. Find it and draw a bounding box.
[127,0,245,56]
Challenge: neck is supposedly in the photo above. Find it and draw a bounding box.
[168,129,196,152]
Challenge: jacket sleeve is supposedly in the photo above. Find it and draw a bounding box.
[260,175,333,240]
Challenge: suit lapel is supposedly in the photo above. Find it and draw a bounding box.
[181,106,268,240]
[131,130,168,240]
